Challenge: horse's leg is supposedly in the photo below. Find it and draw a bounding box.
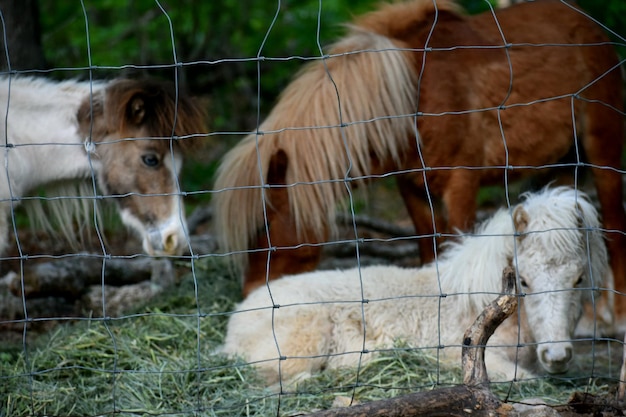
[276,305,333,383]
[442,170,480,234]
[594,175,626,321]
[487,325,538,381]
[244,211,325,296]
[397,169,479,263]
[484,345,537,381]
[396,174,441,264]
[243,150,325,296]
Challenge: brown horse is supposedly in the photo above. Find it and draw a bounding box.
[212,0,625,318]
[0,76,206,258]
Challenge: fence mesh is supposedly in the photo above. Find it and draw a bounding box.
[1,1,625,416]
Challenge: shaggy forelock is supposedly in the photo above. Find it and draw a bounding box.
[520,187,601,262]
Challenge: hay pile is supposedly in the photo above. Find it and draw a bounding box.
[0,258,617,416]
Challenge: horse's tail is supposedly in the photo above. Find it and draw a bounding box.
[212,0,458,272]
[212,134,278,265]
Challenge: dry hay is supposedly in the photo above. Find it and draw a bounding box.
[1,257,622,416]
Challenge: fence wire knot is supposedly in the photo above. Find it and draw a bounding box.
[84,138,97,154]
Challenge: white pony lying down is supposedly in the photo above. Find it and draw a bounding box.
[220,187,610,384]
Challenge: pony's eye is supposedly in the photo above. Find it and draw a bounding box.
[519,278,528,288]
[142,154,160,167]
[574,276,584,287]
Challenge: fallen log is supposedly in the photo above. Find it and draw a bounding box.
[9,256,174,299]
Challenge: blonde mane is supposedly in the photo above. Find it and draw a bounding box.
[213,0,468,267]
[211,0,625,308]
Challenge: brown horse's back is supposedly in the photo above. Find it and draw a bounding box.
[479,1,621,178]
[396,0,622,178]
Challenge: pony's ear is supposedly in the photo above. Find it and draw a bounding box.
[126,95,147,126]
[267,149,289,185]
[513,205,529,235]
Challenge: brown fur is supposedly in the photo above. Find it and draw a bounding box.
[77,78,206,154]
[212,0,626,317]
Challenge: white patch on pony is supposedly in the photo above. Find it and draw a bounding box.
[0,76,204,260]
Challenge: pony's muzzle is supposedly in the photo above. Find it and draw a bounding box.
[144,227,184,256]
[538,343,573,374]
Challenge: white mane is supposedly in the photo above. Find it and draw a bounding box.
[439,186,606,313]
[437,208,515,310]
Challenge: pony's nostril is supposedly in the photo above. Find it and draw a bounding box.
[563,346,573,363]
[163,233,178,254]
[541,345,573,369]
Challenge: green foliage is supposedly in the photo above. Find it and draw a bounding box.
[38,0,383,201]
[579,0,626,39]
[38,0,624,132]
[579,0,626,58]
[39,0,379,100]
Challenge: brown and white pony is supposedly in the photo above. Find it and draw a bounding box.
[212,0,625,318]
[0,76,206,257]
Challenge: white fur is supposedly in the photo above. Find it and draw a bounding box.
[221,187,610,385]
[0,77,103,254]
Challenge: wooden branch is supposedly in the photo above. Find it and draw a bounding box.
[560,391,626,415]
[185,206,415,241]
[0,273,77,320]
[7,234,214,301]
[303,385,508,417]
[185,205,420,264]
[462,266,518,386]
[306,267,519,417]
[186,205,213,234]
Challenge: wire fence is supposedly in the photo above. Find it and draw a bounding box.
[1,0,626,416]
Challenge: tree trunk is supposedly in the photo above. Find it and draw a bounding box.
[0,0,46,71]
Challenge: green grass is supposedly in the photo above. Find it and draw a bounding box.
[0,258,618,416]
